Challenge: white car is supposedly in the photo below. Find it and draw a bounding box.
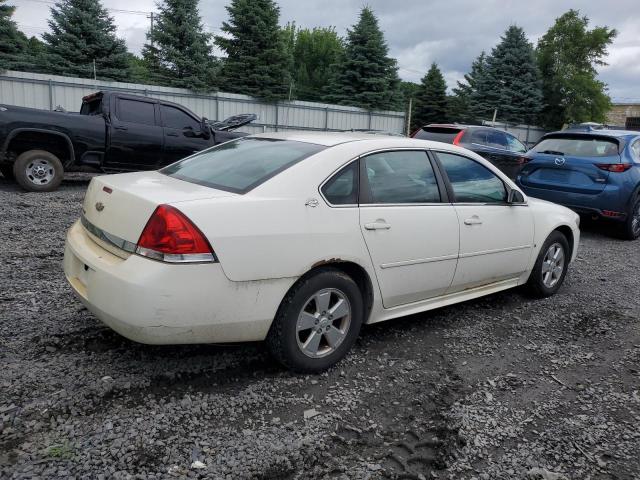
[64,133,580,372]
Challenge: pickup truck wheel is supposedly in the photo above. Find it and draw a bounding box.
[0,164,14,180]
[13,150,64,192]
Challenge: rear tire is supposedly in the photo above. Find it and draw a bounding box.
[266,268,364,373]
[13,150,64,192]
[621,196,640,240]
[526,231,570,298]
[0,164,14,180]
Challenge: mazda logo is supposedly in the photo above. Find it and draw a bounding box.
[95,202,105,212]
[554,157,566,166]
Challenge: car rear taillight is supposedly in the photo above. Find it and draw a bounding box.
[452,130,465,145]
[595,163,633,173]
[136,205,216,263]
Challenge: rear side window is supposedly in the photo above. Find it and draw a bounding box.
[161,105,200,130]
[531,136,619,157]
[161,137,325,193]
[363,150,440,204]
[117,99,155,125]
[322,162,358,205]
[413,127,462,143]
[630,139,640,162]
[437,152,506,203]
[469,129,487,144]
[486,130,507,149]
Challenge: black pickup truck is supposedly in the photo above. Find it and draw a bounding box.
[0,91,254,191]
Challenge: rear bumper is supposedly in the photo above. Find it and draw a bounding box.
[518,183,629,221]
[63,220,295,344]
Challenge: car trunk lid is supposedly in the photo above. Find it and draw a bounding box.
[81,171,236,246]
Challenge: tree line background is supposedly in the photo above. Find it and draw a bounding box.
[0,0,617,130]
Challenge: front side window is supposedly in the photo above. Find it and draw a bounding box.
[363,150,440,204]
[437,152,507,203]
[117,99,155,125]
[162,105,200,130]
[506,134,527,153]
[162,137,325,193]
[322,162,358,205]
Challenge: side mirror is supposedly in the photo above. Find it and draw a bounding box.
[507,189,526,204]
[200,117,211,140]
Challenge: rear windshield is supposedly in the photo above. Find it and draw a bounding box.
[161,137,325,193]
[531,136,619,157]
[413,127,462,143]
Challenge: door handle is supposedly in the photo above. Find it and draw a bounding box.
[464,216,482,226]
[114,126,128,131]
[364,221,391,230]
[166,132,179,137]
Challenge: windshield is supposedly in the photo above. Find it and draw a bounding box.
[161,137,325,193]
[531,136,619,157]
[413,127,463,143]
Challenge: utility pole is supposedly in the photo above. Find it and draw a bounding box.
[93,59,97,81]
[406,98,412,136]
[492,108,498,124]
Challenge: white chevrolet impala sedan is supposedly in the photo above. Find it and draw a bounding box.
[64,133,580,371]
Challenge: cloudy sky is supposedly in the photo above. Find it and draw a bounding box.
[12,0,640,101]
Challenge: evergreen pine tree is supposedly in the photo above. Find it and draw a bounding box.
[450,52,487,123]
[0,0,30,71]
[324,7,400,110]
[412,63,448,129]
[470,26,542,124]
[216,0,290,101]
[142,0,215,91]
[43,0,130,81]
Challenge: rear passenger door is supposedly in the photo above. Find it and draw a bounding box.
[106,97,164,170]
[434,151,534,292]
[160,104,213,165]
[358,150,460,308]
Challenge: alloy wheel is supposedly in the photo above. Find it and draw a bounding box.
[296,288,351,358]
[541,242,565,288]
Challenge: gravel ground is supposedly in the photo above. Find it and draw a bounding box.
[1,174,639,479]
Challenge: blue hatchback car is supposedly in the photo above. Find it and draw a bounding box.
[517,129,640,240]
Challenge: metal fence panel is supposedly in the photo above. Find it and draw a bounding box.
[0,70,406,135]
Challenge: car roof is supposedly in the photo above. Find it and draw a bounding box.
[250,131,412,146]
[421,123,504,132]
[546,129,640,140]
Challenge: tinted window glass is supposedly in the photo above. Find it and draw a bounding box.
[322,162,358,205]
[162,105,200,130]
[414,127,462,143]
[506,134,527,153]
[470,130,487,144]
[117,99,155,125]
[161,138,324,193]
[486,130,507,149]
[531,136,619,157]
[364,151,440,204]
[438,152,506,203]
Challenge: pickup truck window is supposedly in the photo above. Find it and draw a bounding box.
[116,99,156,125]
[161,105,200,130]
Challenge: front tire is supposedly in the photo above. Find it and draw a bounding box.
[526,231,570,298]
[267,268,364,373]
[621,196,640,240]
[13,150,64,192]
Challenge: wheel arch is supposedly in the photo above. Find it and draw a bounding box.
[553,224,575,257]
[284,260,375,324]
[4,129,75,167]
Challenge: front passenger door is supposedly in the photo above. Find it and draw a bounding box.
[434,151,534,292]
[358,150,459,308]
[160,104,213,165]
